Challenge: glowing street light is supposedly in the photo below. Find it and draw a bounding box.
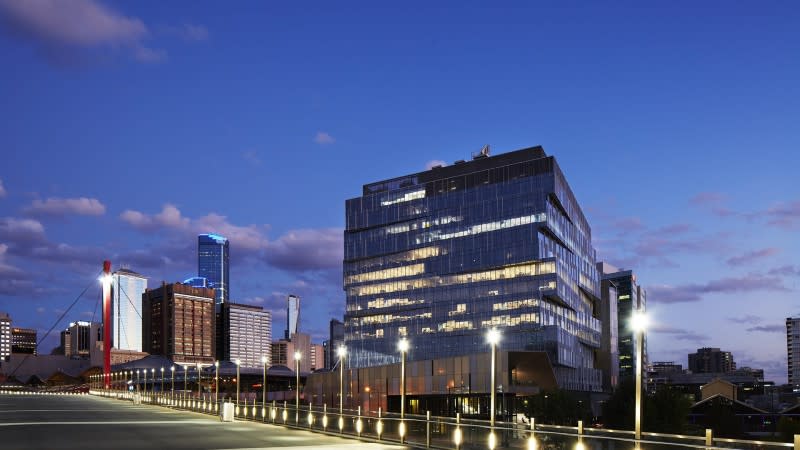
[235,359,241,408]
[294,351,302,424]
[196,363,202,398]
[214,361,219,404]
[170,366,175,396]
[631,310,648,441]
[160,367,165,393]
[262,356,268,407]
[398,338,409,443]
[337,346,347,415]
[487,328,501,449]
[183,365,188,397]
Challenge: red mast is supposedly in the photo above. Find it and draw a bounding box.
[102,260,112,389]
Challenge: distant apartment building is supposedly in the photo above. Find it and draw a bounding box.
[113,267,147,352]
[272,332,313,372]
[325,319,344,370]
[596,265,620,391]
[142,282,216,364]
[599,262,647,381]
[285,294,300,340]
[788,317,800,385]
[310,343,324,371]
[0,312,11,361]
[198,233,229,304]
[344,146,603,391]
[60,321,101,359]
[218,302,271,369]
[11,327,36,355]
[688,347,736,374]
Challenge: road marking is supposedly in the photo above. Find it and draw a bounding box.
[0,420,213,427]
[212,445,405,450]
[0,409,147,413]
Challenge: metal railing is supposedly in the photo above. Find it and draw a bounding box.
[83,389,799,450]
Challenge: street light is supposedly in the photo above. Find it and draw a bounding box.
[196,363,202,398]
[136,370,140,392]
[487,328,501,450]
[183,365,188,398]
[170,366,175,397]
[398,338,409,442]
[631,310,648,441]
[294,351,302,424]
[262,356,268,407]
[160,367,165,393]
[337,346,346,415]
[151,368,155,397]
[235,359,241,408]
[214,361,219,404]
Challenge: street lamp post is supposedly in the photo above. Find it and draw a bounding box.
[136,370,140,393]
[487,328,501,450]
[214,361,219,404]
[294,351,302,424]
[235,359,241,408]
[151,369,155,397]
[337,346,346,415]
[262,356,268,407]
[183,365,188,398]
[632,310,648,441]
[398,338,409,443]
[160,367,165,393]
[196,363,202,398]
[170,366,175,397]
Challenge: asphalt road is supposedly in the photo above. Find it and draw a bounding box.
[0,393,408,450]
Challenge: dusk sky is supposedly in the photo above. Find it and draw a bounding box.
[0,1,798,382]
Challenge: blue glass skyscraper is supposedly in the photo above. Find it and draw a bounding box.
[343,146,603,391]
[198,233,229,304]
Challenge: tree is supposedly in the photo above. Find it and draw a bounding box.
[523,389,591,426]
[601,380,690,433]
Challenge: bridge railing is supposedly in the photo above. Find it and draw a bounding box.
[85,389,798,450]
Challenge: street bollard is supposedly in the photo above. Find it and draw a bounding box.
[426,410,431,448]
[357,406,362,437]
[705,429,713,447]
[454,412,462,450]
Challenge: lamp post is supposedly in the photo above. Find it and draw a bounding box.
[337,346,346,415]
[183,365,188,397]
[214,361,219,404]
[632,310,648,442]
[487,328,501,450]
[151,368,155,396]
[262,356,268,407]
[170,366,175,397]
[235,359,241,408]
[196,363,202,398]
[398,338,409,442]
[136,370,140,392]
[160,367,165,393]
[294,351,302,424]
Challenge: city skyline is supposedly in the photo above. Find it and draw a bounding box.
[1,1,799,383]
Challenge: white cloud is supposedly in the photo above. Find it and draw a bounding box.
[120,203,190,230]
[24,197,106,217]
[314,132,335,145]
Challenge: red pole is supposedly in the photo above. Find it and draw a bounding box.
[102,260,112,389]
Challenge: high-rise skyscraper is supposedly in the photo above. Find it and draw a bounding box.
[198,233,229,304]
[142,282,216,364]
[112,268,147,352]
[343,145,603,391]
[596,263,620,391]
[599,263,647,381]
[0,312,11,361]
[61,321,101,359]
[788,318,800,386]
[285,294,300,340]
[218,302,272,368]
[688,347,736,374]
[326,318,344,369]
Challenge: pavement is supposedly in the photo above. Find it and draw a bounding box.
[0,393,408,450]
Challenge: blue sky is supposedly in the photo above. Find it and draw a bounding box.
[0,1,798,382]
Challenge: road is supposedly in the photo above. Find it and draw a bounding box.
[0,393,408,450]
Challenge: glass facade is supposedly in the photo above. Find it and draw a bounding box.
[113,268,147,352]
[220,303,271,369]
[599,267,648,381]
[343,146,603,391]
[285,294,300,339]
[198,233,229,304]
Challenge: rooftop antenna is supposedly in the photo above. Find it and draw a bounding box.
[472,144,491,160]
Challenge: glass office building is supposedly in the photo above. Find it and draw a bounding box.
[599,263,647,381]
[285,294,300,339]
[113,268,147,352]
[343,146,603,391]
[198,233,229,304]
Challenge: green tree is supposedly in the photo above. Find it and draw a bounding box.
[601,380,690,433]
[523,389,591,426]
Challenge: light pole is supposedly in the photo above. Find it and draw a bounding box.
[337,346,346,415]
[160,367,165,393]
[183,365,188,397]
[214,361,219,404]
[632,310,648,441]
[262,356,268,407]
[196,363,202,398]
[294,351,302,424]
[136,370,140,393]
[487,328,501,450]
[170,366,175,397]
[398,337,409,442]
[235,359,241,408]
[151,368,155,396]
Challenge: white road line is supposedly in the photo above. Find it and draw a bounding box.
[211,445,405,450]
[0,420,213,427]
[0,409,144,413]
